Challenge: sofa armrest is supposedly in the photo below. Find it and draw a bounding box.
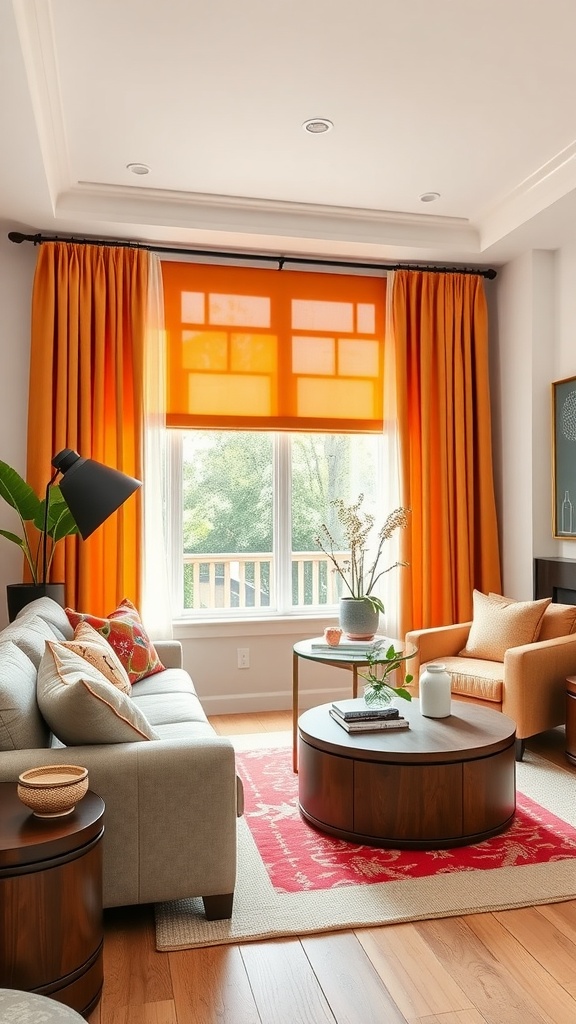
[405,622,472,681]
[503,633,576,739]
[153,640,183,669]
[0,735,239,908]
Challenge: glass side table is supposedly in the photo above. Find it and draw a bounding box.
[292,636,417,772]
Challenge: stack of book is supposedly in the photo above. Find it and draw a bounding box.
[329,698,409,733]
[311,637,385,653]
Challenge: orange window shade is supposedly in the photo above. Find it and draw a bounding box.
[162,261,385,431]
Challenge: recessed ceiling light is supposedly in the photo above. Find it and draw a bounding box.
[419,191,441,203]
[126,162,150,175]
[302,118,334,134]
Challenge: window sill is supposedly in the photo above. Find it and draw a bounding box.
[172,611,339,640]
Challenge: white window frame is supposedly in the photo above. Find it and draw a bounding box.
[167,429,386,622]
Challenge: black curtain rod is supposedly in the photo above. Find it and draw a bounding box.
[7,230,498,280]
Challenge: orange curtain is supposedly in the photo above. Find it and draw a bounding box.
[390,270,502,632]
[26,242,149,614]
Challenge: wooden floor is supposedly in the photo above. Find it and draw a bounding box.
[87,713,576,1024]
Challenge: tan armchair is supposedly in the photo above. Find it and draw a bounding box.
[405,601,576,761]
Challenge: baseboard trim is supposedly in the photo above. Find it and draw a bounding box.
[200,686,352,716]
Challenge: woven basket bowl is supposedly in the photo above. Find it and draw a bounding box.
[17,764,89,818]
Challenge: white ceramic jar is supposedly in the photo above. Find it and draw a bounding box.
[419,663,452,718]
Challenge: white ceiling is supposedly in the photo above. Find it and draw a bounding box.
[3,0,576,268]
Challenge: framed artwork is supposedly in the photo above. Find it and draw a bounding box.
[552,375,576,539]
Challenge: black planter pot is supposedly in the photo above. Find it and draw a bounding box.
[6,583,66,623]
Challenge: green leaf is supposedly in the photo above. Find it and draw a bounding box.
[393,686,413,702]
[0,528,28,549]
[0,461,41,521]
[365,595,385,615]
[35,487,79,540]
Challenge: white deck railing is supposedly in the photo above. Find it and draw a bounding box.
[182,551,347,610]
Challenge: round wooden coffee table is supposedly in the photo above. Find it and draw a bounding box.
[298,700,516,848]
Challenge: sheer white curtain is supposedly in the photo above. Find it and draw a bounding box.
[141,254,173,638]
[381,271,403,639]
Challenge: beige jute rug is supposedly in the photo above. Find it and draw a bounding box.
[155,737,576,951]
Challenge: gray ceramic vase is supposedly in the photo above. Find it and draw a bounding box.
[339,596,379,640]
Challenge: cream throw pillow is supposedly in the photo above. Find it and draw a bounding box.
[57,621,132,694]
[459,590,551,661]
[538,603,576,640]
[488,591,576,640]
[37,642,159,745]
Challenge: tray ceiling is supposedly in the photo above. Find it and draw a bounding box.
[3,0,576,266]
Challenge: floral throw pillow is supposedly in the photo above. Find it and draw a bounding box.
[58,621,132,694]
[65,599,165,684]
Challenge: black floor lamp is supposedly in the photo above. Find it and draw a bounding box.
[7,449,142,622]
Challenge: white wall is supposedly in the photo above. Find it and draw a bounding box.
[553,243,576,564]
[0,229,36,624]
[493,250,557,598]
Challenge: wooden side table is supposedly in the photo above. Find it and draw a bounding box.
[566,676,576,765]
[0,784,105,1018]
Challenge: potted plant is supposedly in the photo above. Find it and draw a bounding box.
[0,460,79,619]
[315,494,410,639]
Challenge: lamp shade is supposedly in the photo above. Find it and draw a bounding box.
[52,449,142,539]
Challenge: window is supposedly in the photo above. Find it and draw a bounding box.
[169,430,385,616]
[162,260,387,618]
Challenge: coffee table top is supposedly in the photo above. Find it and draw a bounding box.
[294,635,417,666]
[298,700,516,764]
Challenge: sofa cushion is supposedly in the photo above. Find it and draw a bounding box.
[15,596,74,640]
[58,621,132,694]
[0,640,51,750]
[0,613,61,669]
[459,590,551,661]
[430,655,504,703]
[131,689,209,728]
[130,668,197,698]
[37,642,160,745]
[65,599,165,684]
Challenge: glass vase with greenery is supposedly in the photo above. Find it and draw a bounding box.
[360,641,415,707]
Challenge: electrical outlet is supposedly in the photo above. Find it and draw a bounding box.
[237,648,250,669]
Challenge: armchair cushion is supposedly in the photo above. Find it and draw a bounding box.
[489,592,576,640]
[440,655,504,702]
[459,590,550,661]
[530,602,576,641]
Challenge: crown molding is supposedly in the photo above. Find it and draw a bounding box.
[56,183,481,251]
[479,138,576,250]
[12,0,70,208]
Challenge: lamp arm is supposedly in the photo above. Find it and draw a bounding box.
[42,469,60,584]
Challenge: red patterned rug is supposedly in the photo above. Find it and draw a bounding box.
[236,746,576,894]
[155,743,576,950]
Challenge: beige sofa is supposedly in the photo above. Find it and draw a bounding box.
[0,597,243,917]
[406,598,576,760]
